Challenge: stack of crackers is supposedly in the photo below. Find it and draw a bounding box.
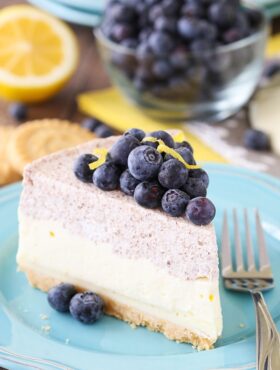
[0,119,95,187]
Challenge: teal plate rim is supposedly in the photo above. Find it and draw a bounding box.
[0,163,280,370]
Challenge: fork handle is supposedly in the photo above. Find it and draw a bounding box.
[251,291,280,370]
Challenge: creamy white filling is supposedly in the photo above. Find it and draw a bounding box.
[17,214,222,340]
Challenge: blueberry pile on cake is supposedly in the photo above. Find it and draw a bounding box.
[17,129,222,350]
[74,129,215,226]
[100,0,263,99]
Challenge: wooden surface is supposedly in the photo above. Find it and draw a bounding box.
[0,0,110,126]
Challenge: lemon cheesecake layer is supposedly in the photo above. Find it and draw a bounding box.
[17,136,222,348]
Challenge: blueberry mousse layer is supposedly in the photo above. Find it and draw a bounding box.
[17,131,222,350]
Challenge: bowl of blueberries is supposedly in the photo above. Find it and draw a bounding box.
[95,0,268,122]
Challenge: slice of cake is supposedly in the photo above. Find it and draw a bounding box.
[17,130,222,350]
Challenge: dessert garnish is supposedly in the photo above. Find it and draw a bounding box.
[73,129,216,226]
[47,283,104,324]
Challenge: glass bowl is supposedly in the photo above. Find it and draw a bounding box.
[95,9,268,122]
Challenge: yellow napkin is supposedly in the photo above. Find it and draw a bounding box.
[267,34,280,58]
[77,36,279,164]
[78,89,227,163]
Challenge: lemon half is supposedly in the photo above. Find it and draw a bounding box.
[0,5,79,102]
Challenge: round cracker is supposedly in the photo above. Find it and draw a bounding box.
[0,126,22,186]
[7,119,95,174]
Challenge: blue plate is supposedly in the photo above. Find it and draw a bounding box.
[50,0,106,13]
[28,0,102,27]
[0,164,280,370]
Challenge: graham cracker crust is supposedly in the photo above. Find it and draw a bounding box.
[22,266,214,350]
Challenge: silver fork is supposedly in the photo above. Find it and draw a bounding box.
[221,209,280,370]
[0,346,72,370]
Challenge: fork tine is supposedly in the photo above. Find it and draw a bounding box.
[244,209,256,271]
[221,210,233,275]
[233,209,244,271]
[255,209,270,271]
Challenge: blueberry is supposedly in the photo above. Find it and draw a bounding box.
[149,4,164,22]
[245,7,263,29]
[95,125,114,138]
[263,61,280,79]
[152,60,173,80]
[47,283,77,313]
[162,189,190,217]
[208,3,237,29]
[181,3,205,18]
[128,145,163,181]
[149,130,175,148]
[165,147,196,165]
[93,162,121,191]
[222,28,243,44]
[148,31,174,57]
[243,129,270,151]
[73,154,98,183]
[134,181,164,209]
[121,38,139,49]
[175,140,194,153]
[191,39,216,59]
[139,29,153,42]
[120,169,141,195]
[189,168,209,188]
[158,159,189,189]
[125,128,145,141]
[111,23,135,42]
[9,102,27,121]
[162,0,180,16]
[81,118,101,132]
[135,65,154,82]
[154,17,177,34]
[182,178,207,198]
[186,197,216,226]
[178,18,214,41]
[170,47,189,70]
[136,42,154,65]
[106,3,136,23]
[110,134,140,166]
[70,292,104,324]
[133,76,150,91]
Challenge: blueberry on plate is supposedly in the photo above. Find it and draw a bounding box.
[128,145,163,181]
[93,162,121,191]
[9,102,27,122]
[149,130,175,148]
[95,124,114,138]
[120,169,141,196]
[134,181,164,209]
[243,129,270,151]
[125,128,145,141]
[162,189,190,217]
[188,168,209,188]
[158,159,188,189]
[165,147,196,165]
[174,140,194,153]
[81,118,101,132]
[73,154,98,183]
[110,134,140,166]
[70,292,104,324]
[47,283,77,313]
[186,197,216,226]
[182,178,207,198]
